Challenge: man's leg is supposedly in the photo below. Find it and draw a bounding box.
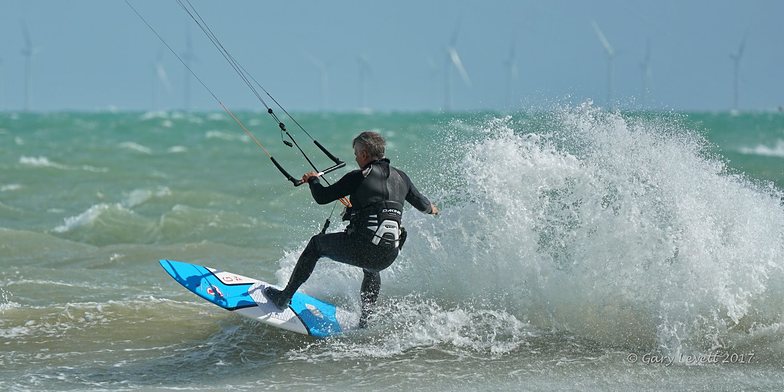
[266,231,398,321]
[279,233,332,297]
[266,232,358,307]
[359,269,380,328]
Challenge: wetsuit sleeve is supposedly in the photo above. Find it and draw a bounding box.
[397,169,433,213]
[308,170,364,205]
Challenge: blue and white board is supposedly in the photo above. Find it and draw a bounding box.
[159,259,355,338]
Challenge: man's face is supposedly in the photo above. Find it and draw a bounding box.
[354,144,368,167]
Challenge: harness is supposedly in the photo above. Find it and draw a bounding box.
[342,160,409,249]
[345,201,407,249]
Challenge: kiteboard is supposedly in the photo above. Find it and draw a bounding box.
[159,259,354,338]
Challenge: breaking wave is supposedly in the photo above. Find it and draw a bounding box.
[276,104,784,361]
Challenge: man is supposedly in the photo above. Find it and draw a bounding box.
[265,131,438,327]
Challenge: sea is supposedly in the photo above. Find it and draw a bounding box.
[1,106,783,391]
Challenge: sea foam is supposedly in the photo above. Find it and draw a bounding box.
[277,105,784,359]
[738,140,784,158]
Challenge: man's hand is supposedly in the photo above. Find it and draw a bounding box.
[430,203,439,215]
[301,171,320,184]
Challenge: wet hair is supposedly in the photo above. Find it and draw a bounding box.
[352,131,385,160]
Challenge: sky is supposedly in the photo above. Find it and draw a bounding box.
[0,0,782,112]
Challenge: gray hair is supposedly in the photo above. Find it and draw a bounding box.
[352,131,386,160]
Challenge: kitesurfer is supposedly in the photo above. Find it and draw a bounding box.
[265,131,438,327]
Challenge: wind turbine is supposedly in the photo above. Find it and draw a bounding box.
[425,56,439,110]
[153,49,172,110]
[181,23,196,111]
[640,39,652,109]
[20,21,38,112]
[591,20,615,109]
[0,57,4,110]
[443,23,472,112]
[357,55,371,113]
[304,53,328,112]
[729,33,746,112]
[504,38,519,109]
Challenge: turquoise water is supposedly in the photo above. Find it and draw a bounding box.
[1,107,784,391]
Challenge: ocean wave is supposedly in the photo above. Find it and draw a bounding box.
[3,279,111,291]
[205,130,250,143]
[275,105,784,358]
[140,110,169,120]
[54,204,117,233]
[18,156,108,173]
[167,145,188,153]
[0,201,23,216]
[0,325,31,338]
[139,111,180,128]
[1,184,22,192]
[0,227,95,266]
[118,141,153,154]
[81,165,109,173]
[738,140,784,158]
[122,187,172,208]
[0,297,211,344]
[0,287,18,313]
[51,203,158,245]
[49,199,270,246]
[288,298,535,361]
[422,106,784,357]
[19,155,70,170]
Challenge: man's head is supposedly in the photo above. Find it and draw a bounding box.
[352,131,385,167]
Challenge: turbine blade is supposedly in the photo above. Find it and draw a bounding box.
[156,63,172,93]
[181,28,197,63]
[640,38,651,70]
[448,48,472,87]
[20,21,32,53]
[303,52,325,70]
[506,39,518,79]
[357,55,371,74]
[737,34,747,58]
[591,20,614,57]
[508,43,516,63]
[22,22,31,48]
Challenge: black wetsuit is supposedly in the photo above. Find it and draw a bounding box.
[278,158,432,325]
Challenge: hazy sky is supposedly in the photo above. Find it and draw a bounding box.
[0,0,782,112]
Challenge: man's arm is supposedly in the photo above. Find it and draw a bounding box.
[307,170,363,205]
[398,170,437,214]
